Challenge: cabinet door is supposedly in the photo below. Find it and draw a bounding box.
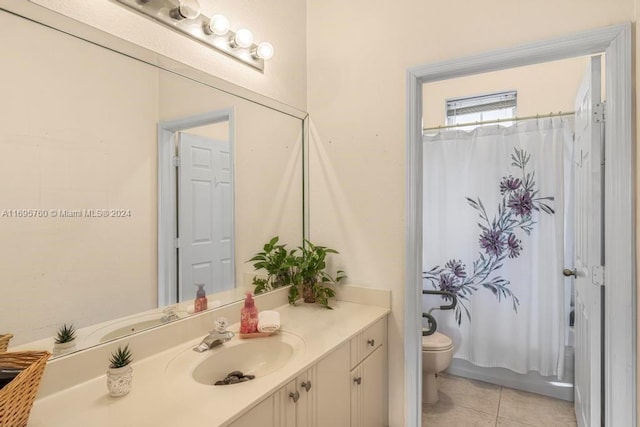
[296,368,317,427]
[228,395,274,427]
[351,347,384,427]
[274,379,298,427]
[316,342,350,427]
[362,347,384,427]
[350,363,364,427]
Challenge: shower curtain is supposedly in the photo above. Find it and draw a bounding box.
[422,117,573,378]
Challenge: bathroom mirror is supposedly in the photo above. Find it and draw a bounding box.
[0,5,307,355]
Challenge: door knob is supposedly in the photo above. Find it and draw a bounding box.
[353,376,362,385]
[289,391,300,403]
[301,380,312,392]
[563,268,578,278]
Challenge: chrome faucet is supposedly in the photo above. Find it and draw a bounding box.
[193,317,235,352]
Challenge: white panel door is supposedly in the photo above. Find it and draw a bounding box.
[572,55,603,427]
[178,132,233,302]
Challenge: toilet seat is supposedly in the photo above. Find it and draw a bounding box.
[422,332,453,351]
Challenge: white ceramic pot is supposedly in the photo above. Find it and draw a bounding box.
[106,365,133,397]
[52,340,76,357]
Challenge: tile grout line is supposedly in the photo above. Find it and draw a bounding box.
[495,386,503,426]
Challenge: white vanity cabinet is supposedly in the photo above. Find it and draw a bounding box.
[230,370,318,427]
[274,369,319,426]
[316,342,351,426]
[350,318,386,427]
[231,346,350,427]
[274,378,299,426]
[227,394,275,427]
[228,316,387,427]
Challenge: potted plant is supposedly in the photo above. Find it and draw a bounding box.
[106,344,133,397]
[248,236,296,294]
[249,237,346,309]
[289,240,346,308]
[52,324,76,356]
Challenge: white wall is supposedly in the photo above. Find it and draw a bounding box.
[29,0,307,111]
[306,1,636,424]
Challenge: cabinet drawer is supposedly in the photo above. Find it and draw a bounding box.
[350,317,385,369]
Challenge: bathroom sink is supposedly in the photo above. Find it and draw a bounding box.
[83,311,184,345]
[166,332,305,386]
[98,318,167,343]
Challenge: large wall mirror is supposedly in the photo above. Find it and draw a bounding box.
[0,5,307,356]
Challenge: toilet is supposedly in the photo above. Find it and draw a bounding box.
[422,331,454,404]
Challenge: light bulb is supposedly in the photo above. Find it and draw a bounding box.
[208,14,229,36]
[177,0,201,20]
[253,42,274,60]
[233,29,254,49]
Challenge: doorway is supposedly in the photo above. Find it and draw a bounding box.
[405,23,634,427]
[421,54,602,425]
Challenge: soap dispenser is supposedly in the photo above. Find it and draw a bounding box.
[240,292,258,334]
[194,284,208,313]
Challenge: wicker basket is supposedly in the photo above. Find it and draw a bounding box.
[0,351,51,427]
[0,335,12,353]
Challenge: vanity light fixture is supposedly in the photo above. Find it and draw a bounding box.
[231,29,254,49]
[208,14,230,36]
[175,0,201,20]
[115,0,273,71]
[254,42,274,60]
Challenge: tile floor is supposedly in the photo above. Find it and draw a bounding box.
[422,373,577,426]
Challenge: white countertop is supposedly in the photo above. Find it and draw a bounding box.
[27,300,389,426]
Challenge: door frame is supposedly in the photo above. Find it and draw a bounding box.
[157,108,235,306]
[405,23,634,426]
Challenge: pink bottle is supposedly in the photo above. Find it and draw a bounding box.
[240,292,258,334]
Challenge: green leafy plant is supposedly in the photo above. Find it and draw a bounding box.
[290,240,346,309]
[54,323,76,344]
[109,344,133,369]
[249,237,346,309]
[248,236,297,294]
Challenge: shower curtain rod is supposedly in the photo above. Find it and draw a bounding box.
[423,111,575,132]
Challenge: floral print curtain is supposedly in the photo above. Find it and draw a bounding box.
[422,117,573,377]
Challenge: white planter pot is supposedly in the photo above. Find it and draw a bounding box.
[106,365,133,397]
[52,340,76,357]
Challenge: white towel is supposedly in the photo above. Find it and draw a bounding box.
[258,310,280,333]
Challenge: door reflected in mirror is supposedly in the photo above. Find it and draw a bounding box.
[158,111,235,305]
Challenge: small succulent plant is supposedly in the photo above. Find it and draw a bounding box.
[109,344,133,369]
[54,323,76,344]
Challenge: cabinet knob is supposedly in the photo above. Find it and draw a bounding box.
[289,391,300,403]
[353,376,362,385]
[367,339,375,347]
[301,380,312,392]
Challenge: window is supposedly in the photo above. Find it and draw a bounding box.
[446,91,517,130]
